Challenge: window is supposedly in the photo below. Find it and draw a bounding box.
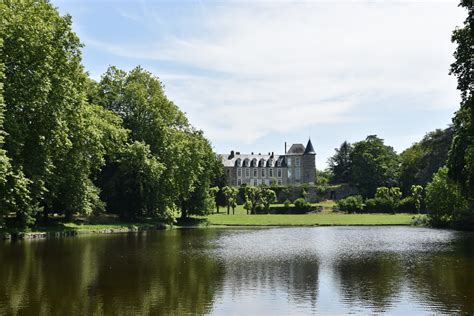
[261,168,266,178]
[237,179,242,186]
[245,168,250,178]
[295,168,301,179]
[288,169,292,178]
[237,168,242,178]
[253,168,257,178]
[269,168,273,178]
[250,179,255,186]
[277,179,282,185]
[257,179,262,185]
[287,157,292,167]
[265,179,270,185]
[277,168,282,178]
[295,157,300,167]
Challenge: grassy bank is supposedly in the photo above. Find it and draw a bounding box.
[204,201,417,226]
[204,213,416,226]
[1,218,168,240]
[1,201,421,240]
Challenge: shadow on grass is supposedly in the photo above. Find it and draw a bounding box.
[1,215,168,240]
[175,217,209,227]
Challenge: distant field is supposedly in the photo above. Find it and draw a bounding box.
[206,201,416,226]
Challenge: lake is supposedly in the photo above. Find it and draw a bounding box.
[1,226,473,315]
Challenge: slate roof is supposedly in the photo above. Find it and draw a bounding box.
[304,139,316,155]
[286,144,305,155]
[220,153,287,168]
[220,140,315,167]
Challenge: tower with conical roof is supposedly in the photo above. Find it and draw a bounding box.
[302,138,316,184]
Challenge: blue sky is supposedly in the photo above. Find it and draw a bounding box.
[54,0,465,168]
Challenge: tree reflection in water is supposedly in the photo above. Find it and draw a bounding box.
[0,227,473,315]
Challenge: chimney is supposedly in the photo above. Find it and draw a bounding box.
[285,142,287,154]
[229,150,235,159]
[271,152,274,158]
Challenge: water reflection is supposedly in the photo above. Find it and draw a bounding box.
[0,227,473,315]
[0,230,225,315]
[334,253,404,313]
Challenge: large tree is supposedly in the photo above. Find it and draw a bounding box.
[1,0,105,224]
[447,1,474,204]
[96,66,218,219]
[350,135,399,197]
[399,128,454,194]
[328,141,353,184]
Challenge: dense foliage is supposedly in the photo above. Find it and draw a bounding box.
[428,1,474,229]
[426,167,468,227]
[0,1,221,228]
[399,128,454,194]
[447,2,473,206]
[337,185,424,214]
[336,195,364,214]
[328,141,352,183]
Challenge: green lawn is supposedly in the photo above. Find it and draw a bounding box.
[206,201,416,226]
[205,213,416,226]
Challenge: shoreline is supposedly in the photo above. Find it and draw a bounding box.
[1,221,419,241]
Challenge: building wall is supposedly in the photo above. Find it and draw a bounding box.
[286,155,304,185]
[224,166,288,186]
[302,154,316,184]
[221,143,316,187]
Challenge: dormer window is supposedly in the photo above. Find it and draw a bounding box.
[235,158,242,167]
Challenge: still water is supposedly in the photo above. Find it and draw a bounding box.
[1,226,473,315]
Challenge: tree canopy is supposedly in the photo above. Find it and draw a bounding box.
[350,136,399,197]
[399,128,454,194]
[0,0,221,228]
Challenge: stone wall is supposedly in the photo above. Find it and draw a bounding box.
[323,184,359,200]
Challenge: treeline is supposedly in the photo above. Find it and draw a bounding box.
[0,1,223,228]
[328,0,473,229]
[328,129,453,197]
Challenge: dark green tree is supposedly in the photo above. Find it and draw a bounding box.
[98,141,165,221]
[426,167,468,227]
[399,128,454,194]
[1,0,111,225]
[96,66,218,219]
[328,141,353,183]
[447,1,474,208]
[350,136,399,197]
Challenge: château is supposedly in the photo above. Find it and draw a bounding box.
[220,139,316,186]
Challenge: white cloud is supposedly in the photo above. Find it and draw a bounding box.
[82,1,465,146]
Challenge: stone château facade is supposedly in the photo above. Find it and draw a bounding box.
[220,139,316,186]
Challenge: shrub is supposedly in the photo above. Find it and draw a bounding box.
[364,197,393,213]
[336,195,364,213]
[283,199,291,208]
[293,198,311,212]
